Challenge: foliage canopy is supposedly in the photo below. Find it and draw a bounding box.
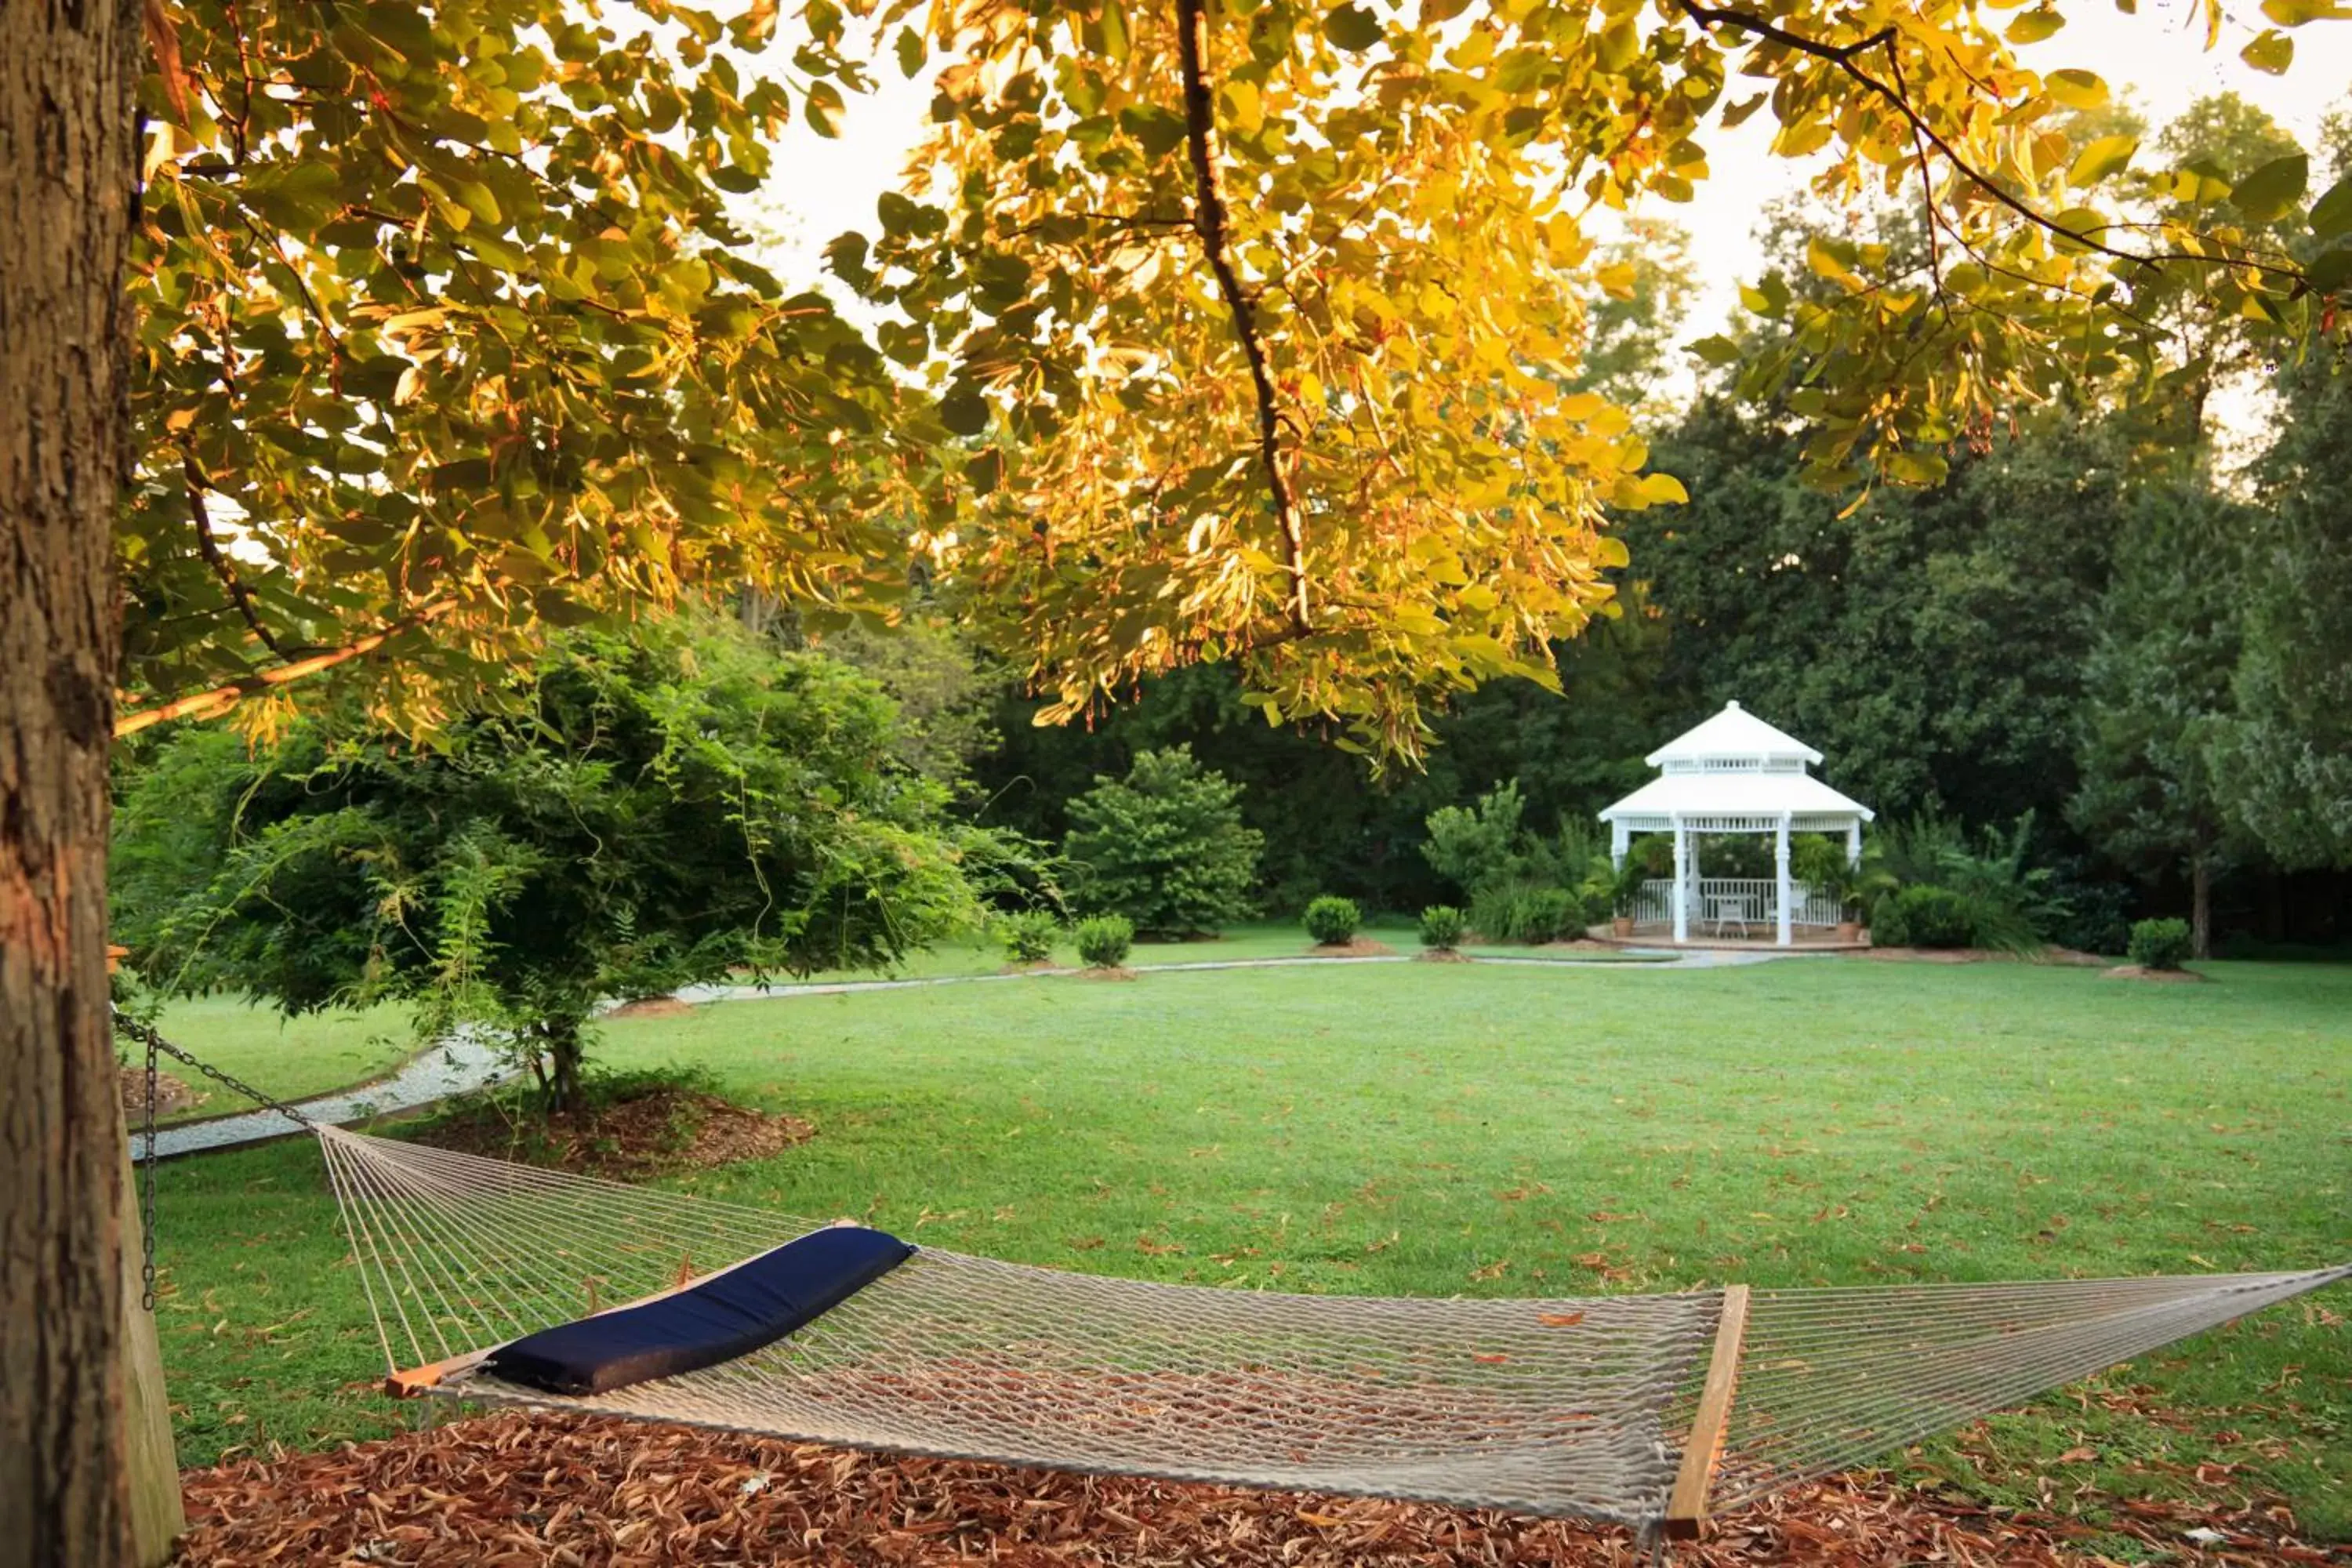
[124,0,2352,761]
[114,613,1007,1105]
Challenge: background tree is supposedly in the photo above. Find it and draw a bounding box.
[2070,485,2249,957]
[1062,746,1261,937]
[114,614,1008,1109]
[2219,354,2352,872]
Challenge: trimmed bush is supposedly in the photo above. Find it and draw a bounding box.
[1302,895,1361,946]
[998,910,1061,964]
[1073,914,1134,969]
[1417,905,1467,950]
[2127,917,2193,971]
[1891,885,1974,948]
[1469,885,1584,945]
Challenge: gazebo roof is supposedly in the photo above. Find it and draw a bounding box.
[1645,700,1820,768]
[1597,769,1873,822]
[1599,702,1873,826]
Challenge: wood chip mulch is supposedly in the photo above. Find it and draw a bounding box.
[405,1090,814,1179]
[122,1065,208,1118]
[172,1411,2349,1567]
[1301,938,1399,958]
[2101,965,2209,984]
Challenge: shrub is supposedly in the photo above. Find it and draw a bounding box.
[998,909,1062,964]
[1302,895,1361,946]
[1867,890,1907,946]
[1891,885,1975,948]
[1063,746,1261,935]
[1421,783,1530,896]
[1469,884,1585,944]
[1073,914,1134,968]
[1417,905,1467,949]
[2128,917,2193,971]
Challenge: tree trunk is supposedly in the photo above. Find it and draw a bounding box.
[2190,855,2212,961]
[544,1018,586,1113]
[1,0,143,1557]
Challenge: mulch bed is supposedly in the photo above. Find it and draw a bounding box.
[1080,965,1141,982]
[2102,964,2209,983]
[1856,946,2109,966]
[1415,949,1475,964]
[1301,938,1398,958]
[172,1410,2347,1566]
[122,1065,208,1118]
[405,1088,814,1179]
[607,996,697,1019]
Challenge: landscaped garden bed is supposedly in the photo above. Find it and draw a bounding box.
[172,1409,2341,1566]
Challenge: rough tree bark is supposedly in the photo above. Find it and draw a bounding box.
[1,0,144,1562]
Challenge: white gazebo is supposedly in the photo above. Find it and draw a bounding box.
[1597,702,1875,946]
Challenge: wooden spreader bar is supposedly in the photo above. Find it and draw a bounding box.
[1662,1283,1751,1541]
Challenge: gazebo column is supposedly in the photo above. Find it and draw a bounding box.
[1846,819,1863,868]
[1671,817,1689,944]
[1774,814,1793,947]
[1610,819,1628,869]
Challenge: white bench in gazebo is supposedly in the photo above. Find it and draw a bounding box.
[1598,702,1875,947]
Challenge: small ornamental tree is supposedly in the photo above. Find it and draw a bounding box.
[1062,746,1261,936]
[114,615,1013,1110]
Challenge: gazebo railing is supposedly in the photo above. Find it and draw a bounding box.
[1634,878,1844,931]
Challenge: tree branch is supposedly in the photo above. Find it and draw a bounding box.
[1174,0,1311,637]
[183,452,287,658]
[1678,2,2303,284]
[114,601,455,738]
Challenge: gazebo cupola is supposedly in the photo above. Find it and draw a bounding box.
[1597,702,1874,946]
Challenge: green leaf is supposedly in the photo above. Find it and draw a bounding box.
[2260,0,2348,24]
[2231,153,2307,223]
[2239,28,2294,71]
[1100,0,1130,63]
[1119,105,1189,158]
[2043,70,2108,111]
[1323,3,1384,51]
[2311,174,2352,238]
[1689,336,1744,366]
[2007,8,2066,42]
[804,80,845,138]
[1882,448,1949,487]
[894,26,925,77]
[939,385,990,436]
[2306,245,2352,292]
[2068,134,2138,187]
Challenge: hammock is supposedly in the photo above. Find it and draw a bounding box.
[312,1124,2351,1544]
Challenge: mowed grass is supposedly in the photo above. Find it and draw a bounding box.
[150,957,2352,1537]
[138,995,416,1124]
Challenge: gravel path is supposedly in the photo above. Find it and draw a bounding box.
[139,946,1804,1160]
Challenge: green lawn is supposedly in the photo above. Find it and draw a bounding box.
[147,957,2352,1539]
[773,917,1664,983]
[138,994,416,1124]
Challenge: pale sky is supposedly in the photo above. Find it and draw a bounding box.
[750,3,2348,415]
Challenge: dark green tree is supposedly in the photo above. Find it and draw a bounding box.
[1062,746,1262,937]
[2070,485,2250,957]
[114,615,1007,1109]
[2219,354,2352,871]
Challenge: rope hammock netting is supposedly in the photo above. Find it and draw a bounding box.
[310,1124,2352,1546]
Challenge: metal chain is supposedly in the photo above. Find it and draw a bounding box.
[112,1009,319,1133]
[112,1007,320,1314]
[141,1025,159,1312]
